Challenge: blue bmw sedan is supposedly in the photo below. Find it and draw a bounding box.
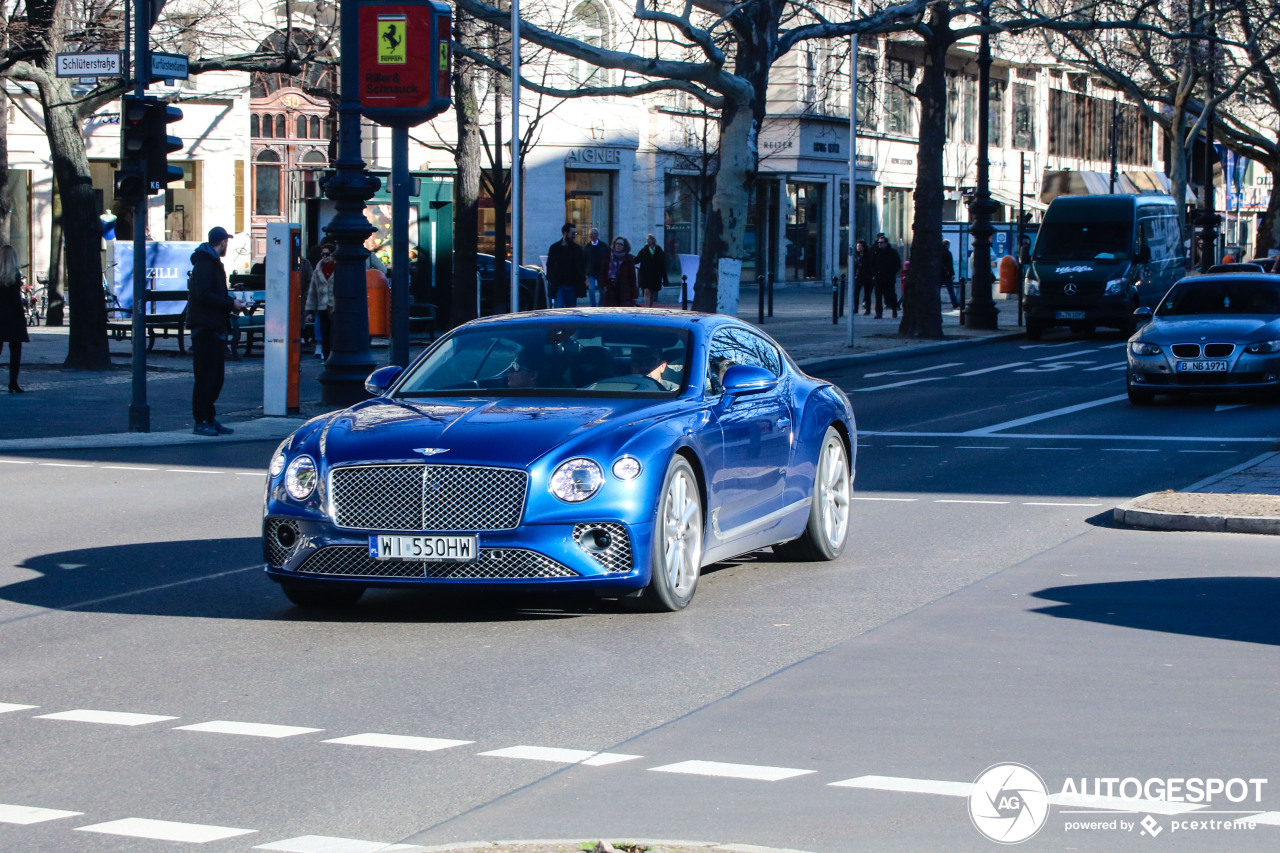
[264,309,856,611]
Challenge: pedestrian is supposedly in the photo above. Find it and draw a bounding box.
[600,236,638,307]
[635,234,670,308]
[546,223,586,308]
[305,244,337,360]
[0,245,29,393]
[853,239,872,315]
[870,232,902,318]
[187,226,246,436]
[583,228,608,307]
[941,239,959,310]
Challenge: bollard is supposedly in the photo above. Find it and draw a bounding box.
[681,275,689,310]
[839,273,847,317]
[832,275,839,325]
[767,273,774,317]
[757,275,765,324]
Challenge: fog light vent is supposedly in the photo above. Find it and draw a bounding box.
[265,518,302,568]
[573,523,632,573]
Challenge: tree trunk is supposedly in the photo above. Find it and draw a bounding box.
[451,10,482,327]
[0,87,10,245]
[40,80,110,368]
[900,25,952,339]
[48,179,63,320]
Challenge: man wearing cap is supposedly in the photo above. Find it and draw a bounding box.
[187,226,245,437]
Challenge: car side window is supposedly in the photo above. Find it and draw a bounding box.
[706,327,782,394]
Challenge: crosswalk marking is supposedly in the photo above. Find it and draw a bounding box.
[255,835,421,853]
[36,709,177,726]
[478,745,641,765]
[77,817,257,843]
[323,733,473,752]
[649,760,814,781]
[175,720,323,738]
[0,703,36,714]
[829,775,973,797]
[0,804,83,824]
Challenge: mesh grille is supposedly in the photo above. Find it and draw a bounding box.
[295,546,577,579]
[1172,344,1202,358]
[573,523,634,574]
[264,518,300,569]
[330,464,527,531]
[1204,343,1235,358]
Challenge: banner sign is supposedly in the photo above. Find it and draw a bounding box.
[113,241,200,313]
[358,0,451,127]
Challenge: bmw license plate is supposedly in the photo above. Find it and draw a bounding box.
[1055,311,1086,320]
[370,535,478,561]
[1176,361,1228,373]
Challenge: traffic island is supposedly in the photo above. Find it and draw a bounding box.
[1113,490,1280,534]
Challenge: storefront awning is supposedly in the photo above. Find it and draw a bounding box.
[989,187,1048,212]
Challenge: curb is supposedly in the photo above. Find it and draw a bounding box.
[0,416,302,452]
[1112,496,1280,535]
[795,330,1025,373]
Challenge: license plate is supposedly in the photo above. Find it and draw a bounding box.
[1055,311,1086,320]
[1176,360,1228,373]
[370,534,478,561]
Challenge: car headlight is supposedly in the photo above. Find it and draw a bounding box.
[612,456,642,480]
[1130,341,1162,357]
[1245,340,1280,354]
[285,456,318,500]
[1105,277,1125,296]
[269,442,288,478]
[550,458,604,502]
[1025,278,1040,296]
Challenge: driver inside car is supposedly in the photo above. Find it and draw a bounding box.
[628,346,679,391]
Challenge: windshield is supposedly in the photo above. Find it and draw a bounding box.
[1158,279,1280,317]
[393,323,691,397]
[1033,218,1134,262]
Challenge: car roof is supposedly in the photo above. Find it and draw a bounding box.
[464,307,728,331]
[1173,273,1280,285]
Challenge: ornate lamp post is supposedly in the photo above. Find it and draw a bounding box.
[318,0,381,405]
[965,1,999,330]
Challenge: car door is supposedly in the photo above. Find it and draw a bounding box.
[705,327,793,541]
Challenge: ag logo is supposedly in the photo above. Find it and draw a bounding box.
[969,763,1049,844]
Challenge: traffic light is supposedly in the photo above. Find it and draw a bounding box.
[114,165,147,206]
[115,95,150,206]
[144,98,184,193]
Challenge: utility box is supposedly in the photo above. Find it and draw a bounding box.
[264,222,302,415]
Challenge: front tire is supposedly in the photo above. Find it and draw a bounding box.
[635,455,703,612]
[280,580,365,609]
[774,427,851,561]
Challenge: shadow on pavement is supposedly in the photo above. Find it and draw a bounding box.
[1,537,663,623]
[1029,576,1280,646]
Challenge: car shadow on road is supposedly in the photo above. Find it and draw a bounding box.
[2,538,623,624]
[1029,576,1280,646]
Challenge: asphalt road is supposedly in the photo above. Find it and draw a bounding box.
[2,331,1279,852]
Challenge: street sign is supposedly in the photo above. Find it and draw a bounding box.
[358,0,451,127]
[150,52,189,80]
[55,51,123,78]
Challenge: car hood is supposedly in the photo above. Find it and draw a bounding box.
[1144,316,1280,342]
[1031,258,1130,282]
[318,396,665,467]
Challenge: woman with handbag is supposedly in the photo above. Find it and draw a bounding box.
[600,236,638,307]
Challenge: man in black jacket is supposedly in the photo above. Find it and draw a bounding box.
[546,223,585,308]
[188,226,245,436]
[583,228,609,306]
[870,232,902,318]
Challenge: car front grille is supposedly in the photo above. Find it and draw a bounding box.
[573,523,633,574]
[330,464,527,532]
[1171,343,1237,359]
[1042,281,1103,299]
[295,546,577,579]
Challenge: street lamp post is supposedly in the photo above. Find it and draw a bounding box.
[965,6,999,330]
[318,0,381,405]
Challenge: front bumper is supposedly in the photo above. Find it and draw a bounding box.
[263,514,651,591]
[1127,350,1280,392]
[1026,300,1133,327]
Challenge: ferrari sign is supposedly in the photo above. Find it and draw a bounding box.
[359,0,452,128]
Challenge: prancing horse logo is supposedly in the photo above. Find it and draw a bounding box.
[414,448,448,456]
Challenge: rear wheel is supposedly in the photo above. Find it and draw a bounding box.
[774,427,850,561]
[280,580,365,609]
[635,456,703,612]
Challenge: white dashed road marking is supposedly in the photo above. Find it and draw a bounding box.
[829,775,973,797]
[0,804,83,824]
[964,395,1129,435]
[255,835,421,853]
[1249,813,1280,826]
[1048,792,1205,815]
[1024,502,1105,507]
[478,745,641,765]
[77,817,257,843]
[0,703,36,714]
[175,720,323,738]
[864,362,963,378]
[851,496,918,502]
[854,377,947,393]
[649,760,814,781]
[935,499,1010,505]
[324,733,473,752]
[958,361,1030,376]
[36,709,177,726]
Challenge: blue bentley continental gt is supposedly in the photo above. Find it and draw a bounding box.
[263,309,856,611]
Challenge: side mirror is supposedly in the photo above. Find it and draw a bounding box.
[364,365,404,397]
[1134,244,1151,265]
[721,364,779,398]
[1132,306,1153,328]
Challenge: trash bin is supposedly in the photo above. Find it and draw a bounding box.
[366,268,390,337]
[998,255,1021,294]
